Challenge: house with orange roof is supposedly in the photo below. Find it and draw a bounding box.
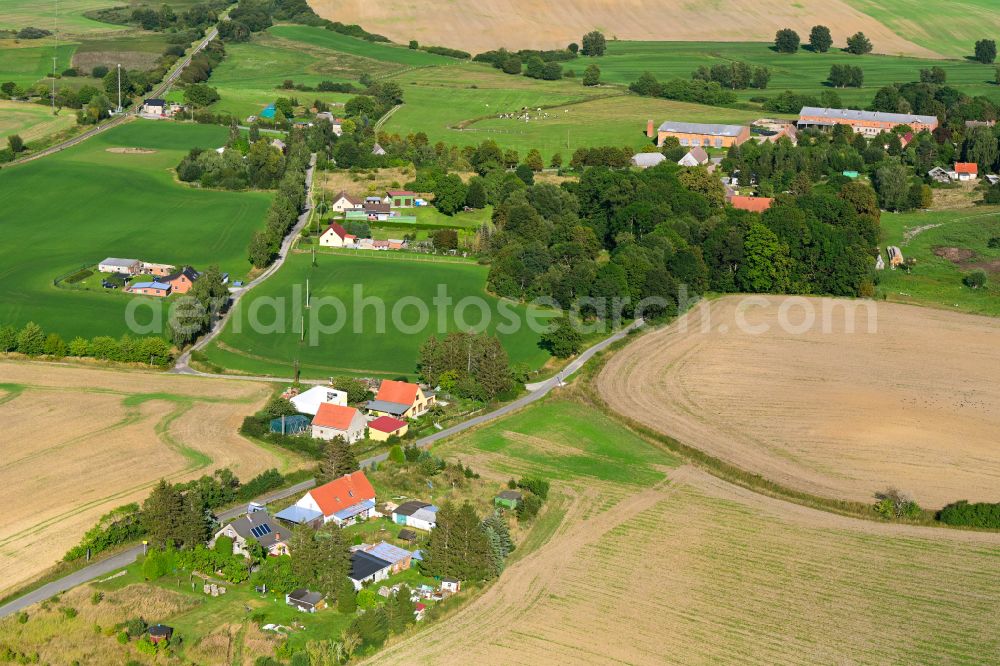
[311,403,366,443]
[954,162,978,181]
[730,195,774,213]
[293,470,376,526]
[320,222,356,248]
[367,380,435,419]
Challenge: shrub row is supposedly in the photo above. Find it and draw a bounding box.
[0,321,174,367]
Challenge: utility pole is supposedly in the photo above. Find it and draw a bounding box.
[51,56,56,113]
[116,63,122,113]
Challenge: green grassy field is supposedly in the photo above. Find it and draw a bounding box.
[563,41,1000,106]
[202,252,552,378]
[847,0,1000,58]
[452,398,680,484]
[0,121,271,339]
[0,0,126,36]
[878,206,1000,316]
[0,40,77,88]
[206,25,455,120]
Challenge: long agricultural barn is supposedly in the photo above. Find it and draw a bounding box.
[797,107,938,136]
[654,121,751,148]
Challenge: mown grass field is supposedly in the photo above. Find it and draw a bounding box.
[846,0,1000,58]
[206,25,454,119]
[370,394,1000,665]
[0,121,271,339]
[0,100,75,144]
[0,0,126,36]
[202,252,552,379]
[564,40,1000,106]
[0,40,77,88]
[879,206,1000,316]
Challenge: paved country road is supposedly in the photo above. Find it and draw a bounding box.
[171,153,318,377]
[3,27,220,168]
[0,480,315,619]
[0,318,642,617]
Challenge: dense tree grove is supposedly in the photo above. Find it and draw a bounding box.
[828,64,864,88]
[419,332,514,400]
[845,31,873,55]
[938,500,1000,528]
[974,39,997,64]
[0,321,173,365]
[692,62,771,90]
[422,502,498,581]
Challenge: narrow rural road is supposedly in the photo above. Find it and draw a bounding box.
[172,153,318,376]
[4,27,220,168]
[0,318,641,617]
[0,479,315,619]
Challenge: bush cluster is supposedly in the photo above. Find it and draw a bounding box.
[0,322,174,366]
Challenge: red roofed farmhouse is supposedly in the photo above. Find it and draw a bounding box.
[320,222,355,248]
[311,403,366,443]
[367,380,434,419]
[367,415,409,441]
[294,470,376,526]
[730,196,774,213]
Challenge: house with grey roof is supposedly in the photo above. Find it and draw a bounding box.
[212,511,289,557]
[363,541,413,573]
[657,121,751,148]
[392,500,438,531]
[677,147,709,167]
[631,152,666,169]
[286,588,325,613]
[798,106,938,136]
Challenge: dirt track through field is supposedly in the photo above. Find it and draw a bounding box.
[0,361,282,598]
[308,0,936,57]
[368,464,1000,664]
[597,296,1000,508]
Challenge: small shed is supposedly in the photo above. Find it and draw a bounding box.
[269,414,310,435]
[148,624,174,645]
[286,588,326,613]
[494,490,522,510]
[274,505,324,529]
[441,578,461,594]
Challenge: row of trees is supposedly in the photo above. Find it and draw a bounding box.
[177,139,286,190]
[692,62,771,90]
[64,467,288,561]
[0,321,174,366]
[828,64,864,88]
[774,26,872,55]
[629,73,737,106]
[249,135,312,268]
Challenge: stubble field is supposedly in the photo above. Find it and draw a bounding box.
[367,396,1000,665]
[597,295,1000,509]
[0,361,289,599]
[308,0,932,57]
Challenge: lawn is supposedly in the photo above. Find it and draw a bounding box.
[562,40,1000,107]
[0,121,271,339]
[0,99,76,145]
[878,206,1000,316]
[201,252,553,379]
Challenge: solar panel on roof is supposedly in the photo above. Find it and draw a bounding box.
[250,524,272,539]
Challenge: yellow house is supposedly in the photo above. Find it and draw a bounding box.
[366,380,434,419]
[367,415,409,441]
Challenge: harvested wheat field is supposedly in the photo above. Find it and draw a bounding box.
[0,361,286,598]
[598,296,1000,508]
[370,417,1000,665]
[308,0,934,56]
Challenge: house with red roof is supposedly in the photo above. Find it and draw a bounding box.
[730,195,774,213]
[311,403,366,443]
[320,222,356,248]
[954,162,978,181]
[367,380,435,419]
[367,415,409,441]
[293,470,376,526]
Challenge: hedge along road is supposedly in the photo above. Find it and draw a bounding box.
[0,317,643,618]
[2,25,220,168]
